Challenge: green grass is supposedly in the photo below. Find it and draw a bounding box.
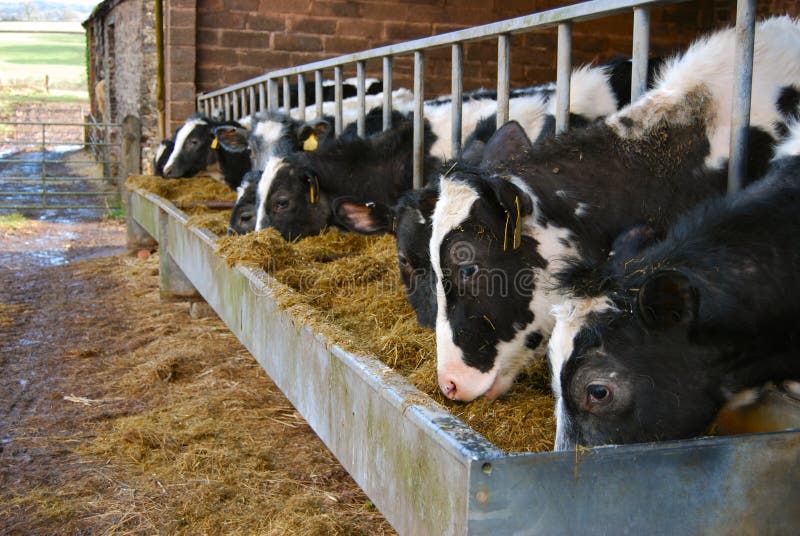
[0,32,88,92]
[0,213,29,230]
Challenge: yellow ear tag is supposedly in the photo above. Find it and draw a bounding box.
[303,133,318,151]
[309,176,319,204]
[210,137,219,150]
[503,210,510,252]
[513,195,522,249]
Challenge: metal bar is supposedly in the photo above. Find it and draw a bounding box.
[631,7,651,102]
[555,22,572,133]
[357,61,366,137]
[248,87,256,117]
[283,76,291,116]
[268,78,279,111]
[0,121,121,128]
[413,51,425,189]
[232,91,240,119]
[728,0,757,194]
[196,0,691,99]
[315,70,324,119]
[297,73,306,121]
[40,123,46,207]
[258,83,266,112]
[223,93,231,120]
[451,44,464,159]
[334,66,343,136]
[497,35,510,128]
[382,56,393,132]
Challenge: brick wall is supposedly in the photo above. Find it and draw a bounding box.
[164,0,800,134]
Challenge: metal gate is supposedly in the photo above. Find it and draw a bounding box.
[0,117,122,213]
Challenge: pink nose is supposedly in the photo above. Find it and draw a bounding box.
[439,377,458,400]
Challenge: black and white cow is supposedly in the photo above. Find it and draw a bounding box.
[228,170,262,235]
[430,17,800,402]
[153,139,174,177]
[335,57,661,328]
[255,111,441,240]
[549,124,800,449]
[160,113,252,190]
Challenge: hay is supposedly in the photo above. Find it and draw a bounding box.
[138,177,556,453]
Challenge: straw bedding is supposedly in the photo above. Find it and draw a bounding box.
[128,176,556,453]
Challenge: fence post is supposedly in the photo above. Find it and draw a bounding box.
[121,115,142,178]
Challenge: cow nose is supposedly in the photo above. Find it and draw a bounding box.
[438,375,458,400]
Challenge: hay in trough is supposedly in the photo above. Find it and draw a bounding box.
[136,177,556,453]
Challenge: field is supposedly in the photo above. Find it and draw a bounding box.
[0,27,88,99]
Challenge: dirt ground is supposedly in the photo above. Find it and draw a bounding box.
[0,217,394,534]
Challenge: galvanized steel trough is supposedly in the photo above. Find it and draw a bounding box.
[128,187,800,534]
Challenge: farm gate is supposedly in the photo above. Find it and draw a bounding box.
[0,116,122,215]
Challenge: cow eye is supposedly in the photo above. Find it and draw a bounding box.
[239,211,253,223]
[585,382,613,408]
[459,264,478,279]
[274,198,290,211]
[398,252,410,267]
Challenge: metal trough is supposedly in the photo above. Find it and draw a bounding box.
[127,187,800,534]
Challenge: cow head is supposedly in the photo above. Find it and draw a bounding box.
[162,114,217,178]
[255,155,330,241]
[228,170,261,235]
[549,269,736,449]
[154,138,174,177]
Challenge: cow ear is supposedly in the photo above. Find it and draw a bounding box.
[637,270,697,330]
[484,175,533,251]
[333,197,395,235]
[213,125,250,153]
[298,120,332,151]
[481,120,533,168]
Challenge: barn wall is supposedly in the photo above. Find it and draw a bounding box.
[164,0,748,133]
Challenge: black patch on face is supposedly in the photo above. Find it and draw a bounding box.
[228,171,260,235]
[776,85,800,121]
[524,331,543,351]
[260,161,331,241]
[394,183,439,328]
[165,120,214,178]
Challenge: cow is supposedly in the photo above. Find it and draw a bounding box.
[228,170,262,235]
[429,16,800,403]
[548,123,800,449]
[160,113,252,190]
[335,57,661,328]
[254,111,441,241]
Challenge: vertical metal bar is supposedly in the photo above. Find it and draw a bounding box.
[232,90,239,119]
[41,122,46,208]
[297,73,306,121]
[315,70,324,120]
[240,89,246,117]
[413,51,425,189]
[258,83,266,112]
[555,22,572,133]
[203,99,210,117]
[497,35,510,128]
[452,44,464,159]
[383,56,393,131]
[223,93,231,121]
[632,7,651,102]
[357,61,366,137]
[196,94,202,114]
[216,96,222,118]
[249,87,256,117]
[728,0,757,194]
[283,76,291,116]
[268,78,279,111]
[334,66,343,136]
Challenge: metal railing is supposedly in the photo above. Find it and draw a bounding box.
[0,119,122,211]
[196,0,756,189]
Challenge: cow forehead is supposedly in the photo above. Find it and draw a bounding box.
[430,178,480,275]
[548,297,616,397]
[255,156,288,230]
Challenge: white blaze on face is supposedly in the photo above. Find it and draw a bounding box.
[155,141,170,164]
[251,118,287,171]
[430,177,489,400]
[548,297,616,450]
[255,156,287,231]
[163,117,206,174]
